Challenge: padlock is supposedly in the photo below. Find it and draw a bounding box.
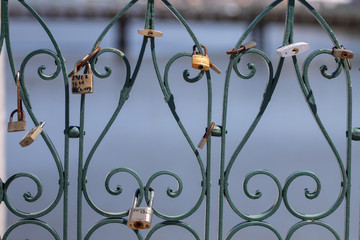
[7,109,26,132]
[127,188,155,230]
[192,45,210,71]
[138,29,163,37]
[333,47,354,70]
[226,41,257,55]
[71,62,93,94]
[19,121,45,147]
[276,42,310,57]
[198,122,215,149]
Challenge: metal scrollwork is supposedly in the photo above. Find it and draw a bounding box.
[224,170,282,221]
[146,221,201,240]
[3,219,61,240]
[225,221,282,240]
[84,218,142,240]
[0,0,355,239]
[285,221,341,240]
[220,0,353,239]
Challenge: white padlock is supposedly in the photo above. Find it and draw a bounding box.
[276,42,310,57]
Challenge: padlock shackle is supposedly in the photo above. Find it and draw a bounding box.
[132,188,155,207]
[9,109,25,121]
[74,61,92,76]
[148,188,155,208]
[76,46,101,72]
[15,72,24,119]
[193,44,208,56]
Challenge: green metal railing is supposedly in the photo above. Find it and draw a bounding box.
[0,0,355,239]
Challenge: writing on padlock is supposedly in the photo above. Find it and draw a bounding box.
[192,45,210,71]
[8,109,26,132]
[71,61,93,94]
[127,188,155,230]
[19,121,45,147]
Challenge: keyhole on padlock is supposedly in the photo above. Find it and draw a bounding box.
[198,65,204,70]
[292,47,299,54]
[134,222,144,229]
[342,52,348,58]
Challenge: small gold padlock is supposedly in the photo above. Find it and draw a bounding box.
[72,62,93,94]
[127,188,155,230]
[7,109,26,132]
[192,45,210,71]
[19,121,46,147]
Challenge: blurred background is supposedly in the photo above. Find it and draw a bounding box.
[2,0,360,239]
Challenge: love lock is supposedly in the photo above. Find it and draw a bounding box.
[276,42,310,57]
[127,188,155,230]
[192,45,210,71]
[8,72,26,132]
[333,46,354,70]
[71,62,93,94]
[19,121,46,147]
[8,109,26,132]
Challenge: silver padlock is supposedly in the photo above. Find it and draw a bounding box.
[127,188,154,230]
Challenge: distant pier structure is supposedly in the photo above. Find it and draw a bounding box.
[8,0,360,49]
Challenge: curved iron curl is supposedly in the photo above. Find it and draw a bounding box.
[145,221,201,240]
[285,220,341,240]
[90,48,131,82]
[2,219,61,240]
[2,173,55,219]
[303,49,342,81]
[20,49,62,81]
[224,170,282,221]
[282,170,340,221]
[83,168,144,218]
[19,49,62,108]
[225,221,282,240]
[84,218,143,240]
[163,52,205,93]
[231,48,272,80]
[146,170,205,221]
[5,172,42,203]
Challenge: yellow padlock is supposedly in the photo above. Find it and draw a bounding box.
[192,45,210,71]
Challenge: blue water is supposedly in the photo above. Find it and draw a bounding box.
[2,17,360,240]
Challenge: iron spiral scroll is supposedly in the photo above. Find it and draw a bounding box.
[0,0,355,239]
[220,0,352,239]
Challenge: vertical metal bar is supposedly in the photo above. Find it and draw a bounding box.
[77,94,86,240]
[204,71,212,240]
[344,53,353,240]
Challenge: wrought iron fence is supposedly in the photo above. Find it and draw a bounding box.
[0,0,356,239]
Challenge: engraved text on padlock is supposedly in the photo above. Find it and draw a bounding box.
[127,188,155,230]
[72,62,93,94]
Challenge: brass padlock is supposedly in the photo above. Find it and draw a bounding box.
[19,121,46,147]
[72,62,93,94]
[192,45,210,71]
[7,109,26,132]
[127,188,155,230]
